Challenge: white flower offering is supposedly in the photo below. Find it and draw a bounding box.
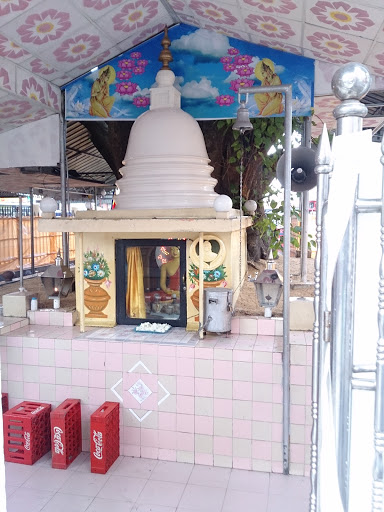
[136,322,171,333]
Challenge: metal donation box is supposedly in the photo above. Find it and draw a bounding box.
[203,288,233,334]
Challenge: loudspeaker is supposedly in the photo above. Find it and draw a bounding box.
[276,146,317,192]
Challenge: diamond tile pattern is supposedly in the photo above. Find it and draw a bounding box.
[129,378,153,404]
[0,0,383,137]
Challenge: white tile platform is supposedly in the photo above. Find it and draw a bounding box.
[5,453,310,512]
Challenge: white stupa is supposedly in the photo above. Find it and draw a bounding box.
[114,28,218,210]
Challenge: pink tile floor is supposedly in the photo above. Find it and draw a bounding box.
[5,453,310,512]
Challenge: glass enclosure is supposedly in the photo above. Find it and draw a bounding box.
[116,239,186,326]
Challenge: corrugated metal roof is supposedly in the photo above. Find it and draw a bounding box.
[67,122,117,186]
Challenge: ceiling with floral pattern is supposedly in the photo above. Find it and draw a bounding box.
[0,0,384,138]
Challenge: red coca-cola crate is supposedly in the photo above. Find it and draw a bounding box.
[1,393,8,414]
[90,401,119,474]
[3,401,51,465]
[50,399,82,470]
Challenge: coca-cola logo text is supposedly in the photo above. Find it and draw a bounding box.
[53,426,64,455]
[24,431,31,450]
[31,406,44,415]
[93,430,103,460]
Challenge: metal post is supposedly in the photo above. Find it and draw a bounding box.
[301,117,311,282]
[239,84,292,473]
[29,188,35,275]
[18,196,25,292]
[310,125,332,512]
[199,232,204,340]
[79,233,85,333]
[94,187,98,211]
[372,135,384,511]
[60,92,69,266]
[331,64,370,509]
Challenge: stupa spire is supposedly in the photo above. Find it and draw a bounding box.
[159,26,173,70]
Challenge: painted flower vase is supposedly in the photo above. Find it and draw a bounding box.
[84,278,111,318]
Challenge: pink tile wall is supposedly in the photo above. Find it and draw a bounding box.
[0,326,312,476]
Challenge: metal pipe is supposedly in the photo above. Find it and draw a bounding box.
[301,116,312,283]
[94,187,97,211]
[239,83,292,474]
[355,199,382,213]
[59,92,69,266]
[199,232,204,340]
[29,188,35,275]
[79,232,85,333]
[18,196,25,292]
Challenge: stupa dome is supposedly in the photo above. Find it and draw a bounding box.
[114,41,218,210]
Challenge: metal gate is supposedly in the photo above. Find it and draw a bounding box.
[311,62,384,511]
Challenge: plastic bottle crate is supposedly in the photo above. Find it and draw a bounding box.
[90,401,119,474]
[51,398,82,470]
[3,401,51,465]
[1,393,8,414]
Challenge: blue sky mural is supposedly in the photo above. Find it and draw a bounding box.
[65,24,314,121]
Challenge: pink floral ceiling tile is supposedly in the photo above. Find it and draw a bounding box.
[201,23,251,41]
[0,1,87,54]
[23,56,61,79]
[0,67,12,92]
[238,0,303,22]
[168,0,190,13]
[364,41,384,70]
[39,23,116,72]
[0,34,31,62]
[75,48,115,71]
[0,57,16,92]
[243,10,302,46]
[250,36,302,54]
[129,23,167,47]
[369,65,384,78]
[0,96,34,119]
[76,0,126,21]
[186,0,243,31]
[176,13,200,26]
[306,0,383,40]
[377,23,384,44]
[303,48,349,65]
[67,47,120,77]
[303,24,372,62]
[0,0,40,28]
[16,68,48,105]
[52,74,74,86]
[96,0,168,42]
[47,83,60,111]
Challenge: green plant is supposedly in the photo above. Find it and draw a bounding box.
[189,264,227,283]
[213,116,316,260]
[255,199,316,258]
[83,250,110,280]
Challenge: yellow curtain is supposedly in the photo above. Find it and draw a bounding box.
[126,247,146,319]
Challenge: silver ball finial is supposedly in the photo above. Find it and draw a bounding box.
[331,62,371,101]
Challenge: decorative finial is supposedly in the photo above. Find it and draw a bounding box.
[315,124,332,167]
[159,25,173,70]
[331,62,371,101]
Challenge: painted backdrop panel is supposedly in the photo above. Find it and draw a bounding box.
[65,24,314,121]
